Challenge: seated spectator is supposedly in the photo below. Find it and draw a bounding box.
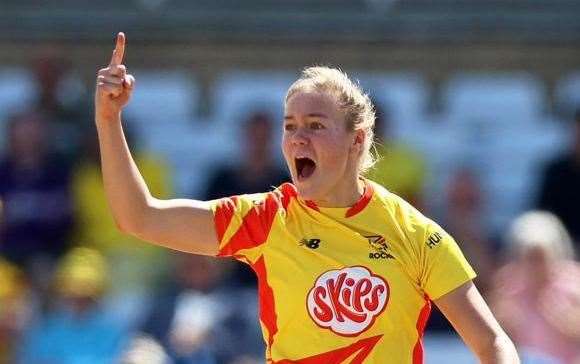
[0,111,73,279]
[204,111,289,199]
[140,254,263,364]
[204,111,288,288]
[427,167,495,334]
[537,109,580,248]
[31,53,92,162]
[490,211,580,363]
[17,247,129,364]
[71,126,172,327]
[444,167,494,293]
[365,104,426,210]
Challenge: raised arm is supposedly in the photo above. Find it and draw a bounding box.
[94,32,218,256]
[434,281,520,364]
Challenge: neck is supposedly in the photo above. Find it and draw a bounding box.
[311,176,365,208]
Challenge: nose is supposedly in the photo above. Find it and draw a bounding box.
[291,128,309,146]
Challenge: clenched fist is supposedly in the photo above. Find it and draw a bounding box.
[95,32,135,122]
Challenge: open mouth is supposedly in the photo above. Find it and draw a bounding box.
[295,157,316,180]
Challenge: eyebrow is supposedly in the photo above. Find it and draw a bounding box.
[284,113,329,120]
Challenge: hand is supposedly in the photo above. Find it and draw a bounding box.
[95,32,135,122]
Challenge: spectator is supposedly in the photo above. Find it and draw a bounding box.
[490,211,580,363]
[365,103,426,210]
[204,111,289,199]
[537,109,580,248]
[427,167,495,333]
[18,247,128,364]
[71,125,173,327]
[140,254,262,363]
[204,111,288,288]
[444,167,494,293]
[0,111,73,278]
[31,53,91,162]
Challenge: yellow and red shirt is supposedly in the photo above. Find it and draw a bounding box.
[210,179,475,363]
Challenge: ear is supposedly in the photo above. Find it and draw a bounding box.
[351,129,365,153]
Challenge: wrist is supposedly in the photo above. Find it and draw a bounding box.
[95,110,122,126]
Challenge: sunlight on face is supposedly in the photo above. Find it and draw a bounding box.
[282,91,361,205]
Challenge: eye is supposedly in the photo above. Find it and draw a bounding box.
[284,123,296,131]
[310,122,324,130]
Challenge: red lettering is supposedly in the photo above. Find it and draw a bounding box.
[353,278,372,312]
[365,284,386,311]
[342,286,352,306]
[313,286,333,322]
[326,273,346,322]
[335,301,367,323]
[326,274,368,324]
[343,277,355,307]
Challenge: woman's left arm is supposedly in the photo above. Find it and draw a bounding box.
[434,281,520,364]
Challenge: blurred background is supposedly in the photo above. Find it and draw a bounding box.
[1,1,580,363]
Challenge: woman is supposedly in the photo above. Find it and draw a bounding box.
[491,211,580,363]
[95,32,519,363]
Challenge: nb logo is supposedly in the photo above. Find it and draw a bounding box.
[300,238,321,249]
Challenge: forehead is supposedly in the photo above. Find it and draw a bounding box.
[285,91,341,117]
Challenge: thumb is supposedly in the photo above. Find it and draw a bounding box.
[123,74,135,90]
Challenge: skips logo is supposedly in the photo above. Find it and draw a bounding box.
[306,266,389,336]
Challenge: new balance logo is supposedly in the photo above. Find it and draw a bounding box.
[300,238,321,249]
[366,235,395,260]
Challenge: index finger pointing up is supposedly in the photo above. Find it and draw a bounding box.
[109,32,126,66]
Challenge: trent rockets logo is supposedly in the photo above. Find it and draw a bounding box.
[366,235,395,260]
[306,266,389,336]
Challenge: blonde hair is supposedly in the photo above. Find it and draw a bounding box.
[508,210,575,261]
[286,66,376,174]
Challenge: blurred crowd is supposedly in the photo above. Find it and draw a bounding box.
[0,54,579,364]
